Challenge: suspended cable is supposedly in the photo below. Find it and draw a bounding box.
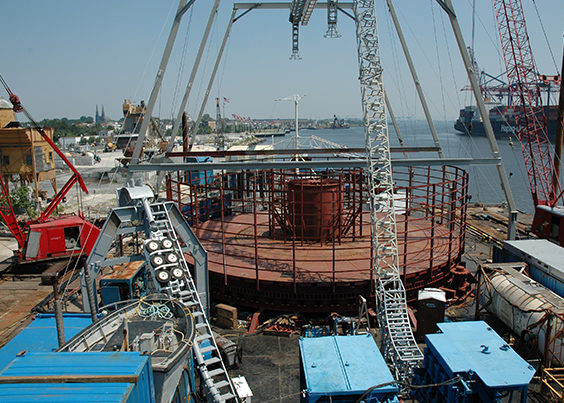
[440,1,463,109]
[381,5,412,127]
[216,9,232,100]
[104,1,177,187]
[471,0,476,52]
[430,0,447,124]
[531,0,559,73]
[396,4,466,125]
[130,1,177,109]
[170,7,194,121]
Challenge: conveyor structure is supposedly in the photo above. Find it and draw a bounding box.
[82,182,237,402]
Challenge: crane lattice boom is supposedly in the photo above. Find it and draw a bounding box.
[493,0,560,206]
[353,0,422,383]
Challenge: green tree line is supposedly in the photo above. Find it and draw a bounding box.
[31,117,109,141]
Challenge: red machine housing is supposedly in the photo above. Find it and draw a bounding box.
[532,206,564,246]
[21,215,100,262]
[0,81,101,263]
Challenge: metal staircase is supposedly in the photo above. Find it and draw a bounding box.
[144,202,237,402]
[353,0,423,383]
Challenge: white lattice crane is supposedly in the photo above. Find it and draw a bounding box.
[353,0,423,382]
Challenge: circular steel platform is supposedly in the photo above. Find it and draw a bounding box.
[170,166,468,313]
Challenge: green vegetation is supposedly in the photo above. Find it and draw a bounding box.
[32,117,110,142]
[7,185,36,218]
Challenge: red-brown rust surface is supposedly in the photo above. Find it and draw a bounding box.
[198,212,460,284]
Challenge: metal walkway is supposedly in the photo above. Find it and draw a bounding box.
[144,202,237,402]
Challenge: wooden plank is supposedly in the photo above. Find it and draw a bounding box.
[0,374,139,384]
[216,303,238,328]
[0,281,44,290]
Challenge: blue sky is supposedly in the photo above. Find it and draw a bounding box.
[2,0,562,121]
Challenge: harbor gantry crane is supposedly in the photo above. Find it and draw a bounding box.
[126,0,424,387]
[492,0,564,245]
[353,0,423,381]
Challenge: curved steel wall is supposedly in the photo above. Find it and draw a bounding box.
[166,166,468,312]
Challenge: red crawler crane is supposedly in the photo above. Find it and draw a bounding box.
[0,76,100,262]
[493,0,564,244]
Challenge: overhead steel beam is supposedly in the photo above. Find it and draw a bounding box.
[438,0,518,240]
[386,0,444,158]
[233,2,353,10]
[156,5,235,194]
[165,146,441,157]
[385,93,408,158]
[129,157,501,171]
[126,0,197,178]
[166,0,221,160]
[336,5,354,20]
[188,7,236,151]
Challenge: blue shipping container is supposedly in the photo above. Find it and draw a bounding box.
[412,321,535,402]
[0,313,93,370]
[0,351,155,402]
[299,334,399,402]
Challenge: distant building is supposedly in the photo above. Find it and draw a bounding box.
[0,97,56,189]
[59,136,82,148]
[98,129,113,138]
[95,105,107,124]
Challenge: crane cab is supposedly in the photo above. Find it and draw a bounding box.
[21,215,100,262]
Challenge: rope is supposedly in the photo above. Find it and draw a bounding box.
[170,6,194,123]
[104,0,177,186]
[138,302,174,320]
[430,0,447,124]
[531,0,559,73]
[61,217,100,300]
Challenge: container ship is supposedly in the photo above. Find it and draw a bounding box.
[454,102,559,141]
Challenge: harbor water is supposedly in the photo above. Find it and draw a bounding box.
[288,121,562,215]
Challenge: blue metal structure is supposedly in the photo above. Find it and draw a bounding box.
[0,351,154,402]
[493,239,564,297]
[82,182,236,401]
[180,192,232,226]
[185,156,214,185]
[299,334,399,402]
[100,262,148,306]
[0,313,92,370]
[412,321,535,403]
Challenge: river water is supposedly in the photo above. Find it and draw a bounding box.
[281,120,562,214]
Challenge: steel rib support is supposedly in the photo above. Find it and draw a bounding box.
[129,157,501,171]
[126,0,195,178]
[353,0,422,383]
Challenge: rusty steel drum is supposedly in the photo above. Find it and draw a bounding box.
[286,178,343,242]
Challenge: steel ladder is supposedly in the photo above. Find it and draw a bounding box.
[147,202,237,402]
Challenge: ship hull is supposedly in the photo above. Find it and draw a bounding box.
[454,118,558,142]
